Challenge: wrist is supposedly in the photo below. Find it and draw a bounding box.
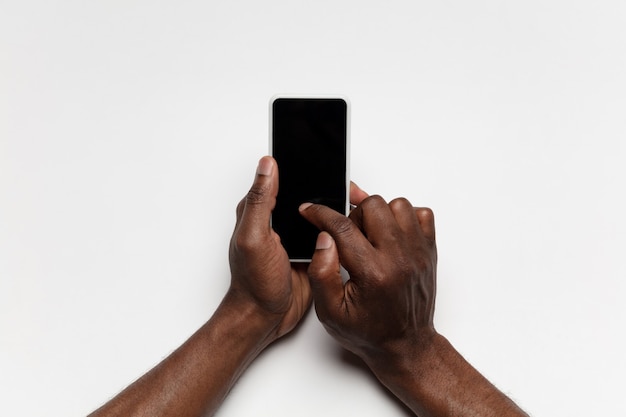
[366,328,438,373]
[216,288,283,348]
[361,328,443,408]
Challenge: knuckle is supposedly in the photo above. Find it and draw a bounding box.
[231,229,262,254]
[361,194,386,209]
[327,215,354,236]
[415,207,436,241]
[416,206,435,221]
[245,183,270,206]
[235,198,245,217]
[389,197,413,211]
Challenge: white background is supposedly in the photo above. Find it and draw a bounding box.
[1,1,625,416]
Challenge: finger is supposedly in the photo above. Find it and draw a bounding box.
[415,207,436,241]
[348,195,401,249]
[299,202,373,276]
[237,156,278,239]
[389,197,421,236]
[307,232,344,319]
[350,181,369,207]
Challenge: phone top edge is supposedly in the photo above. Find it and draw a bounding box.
[269,94,350,106]
[268,94,351,153]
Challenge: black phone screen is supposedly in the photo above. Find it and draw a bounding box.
[271,97,348,261]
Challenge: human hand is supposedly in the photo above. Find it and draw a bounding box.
[299,194,437,367]
[301,192,530,417]
[227,156,312,341]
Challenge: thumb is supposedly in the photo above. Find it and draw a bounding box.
[237,156,278,236]
[308,232,344,319]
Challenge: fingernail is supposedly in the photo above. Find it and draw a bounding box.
[256,157,273,176]
[316,232,333,250]
[299,202,313,211]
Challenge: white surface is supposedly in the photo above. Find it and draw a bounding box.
[1,1,625,416]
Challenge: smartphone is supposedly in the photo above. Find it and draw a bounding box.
[270,96,350,262]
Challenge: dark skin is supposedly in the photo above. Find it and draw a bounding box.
[89,156,528,417]
[300,197,529,417]
[89,156,313,417]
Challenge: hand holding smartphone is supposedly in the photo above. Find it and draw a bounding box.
[270,96,350,262]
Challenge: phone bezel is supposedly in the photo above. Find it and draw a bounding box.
[268,95,351,262]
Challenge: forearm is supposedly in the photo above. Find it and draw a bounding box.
[89,292,277,417]
[368,333,528,417]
